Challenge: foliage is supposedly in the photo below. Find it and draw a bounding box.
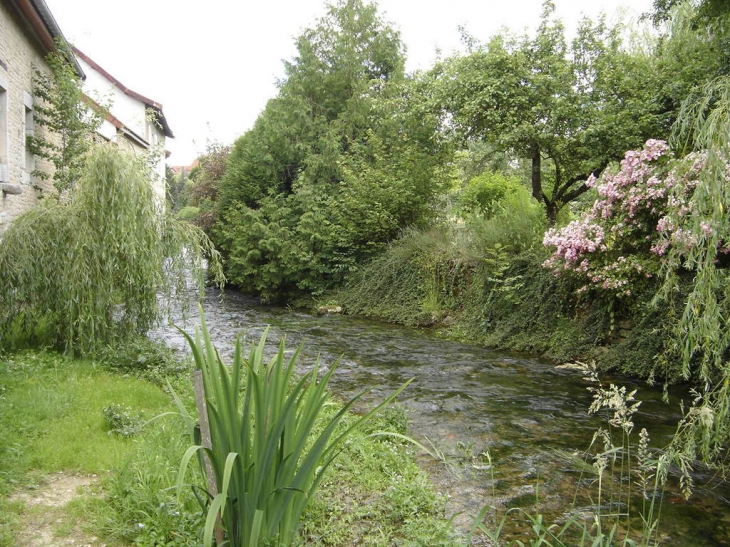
[215,0,452,300]
[176,205,201,220]
[453,141,511,183]
[0,351,171,498]
[0,145,223,355]
[542,139,685,296]
[173,313,411,547]
[98,376,453,547]
[102,403,145,438]
[186,143,230,232]
[459,248,601,361]
[464,190,546,253]
[541,137,729,382]
[337,228,448,327]
[653,3,730,124]
[651,0,730,25]
[649,76,730,462]
[299,408,455,546]
[434,3,663,223]
[456,170,527,218]
[663,79,730,381]
[166,164,189,214]
[94,335,191,386]
[337,159,546,328]
[99,421,206,547]
[29,40,102,195]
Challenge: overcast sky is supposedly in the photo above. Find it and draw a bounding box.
[45,0,655,166]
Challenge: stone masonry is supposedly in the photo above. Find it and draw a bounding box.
[0,0,58,235]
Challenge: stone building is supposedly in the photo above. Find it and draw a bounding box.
[0,0,83,232]
[73,47,173,202]
[0,0,173,233]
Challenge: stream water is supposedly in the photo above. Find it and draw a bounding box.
[152,288,730,546]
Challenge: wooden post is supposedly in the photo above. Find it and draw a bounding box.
[194,370,225,546]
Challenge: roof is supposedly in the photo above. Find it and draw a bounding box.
[170,159,200,175]
[81,93,150,149]
[72,46,174,138]
[4,0,85,78]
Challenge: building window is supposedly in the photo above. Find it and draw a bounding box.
[23,92,35,183]
[0,70,8,183]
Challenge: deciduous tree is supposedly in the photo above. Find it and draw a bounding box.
[435,4,663,223]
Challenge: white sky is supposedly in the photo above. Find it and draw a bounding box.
[45,0,655,166]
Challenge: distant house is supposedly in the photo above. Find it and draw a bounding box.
[0,0,84,232]
[73,47,174,202]
[170,158,200,178]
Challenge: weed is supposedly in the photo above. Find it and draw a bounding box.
[102,404,145,438]
[468,361,677,547]
[94,335,192,385]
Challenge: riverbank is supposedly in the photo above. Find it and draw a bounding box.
[328,234,686,385]
[0,348,459,547]
[156,288,730,547]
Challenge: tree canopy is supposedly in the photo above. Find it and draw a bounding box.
[215,0,452,300]
[434,4,664,223]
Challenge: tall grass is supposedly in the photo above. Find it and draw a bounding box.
[468,362,681,547]
[173,312,411,547]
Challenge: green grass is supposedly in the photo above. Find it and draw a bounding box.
[301,407,456,546]
[0,350,171,491]
[0,348,460,547]
[0,350,177,547]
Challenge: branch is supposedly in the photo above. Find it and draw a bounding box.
[556,161,610,203]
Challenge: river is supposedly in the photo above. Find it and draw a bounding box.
[152,288,730,546]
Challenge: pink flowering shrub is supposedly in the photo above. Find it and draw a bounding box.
[543,139,710,295]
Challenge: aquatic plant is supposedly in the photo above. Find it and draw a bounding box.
[469,361,678,547]
[173,311,411,547]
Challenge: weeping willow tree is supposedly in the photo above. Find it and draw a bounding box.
[655,76,730,462]
[0,144,224,355]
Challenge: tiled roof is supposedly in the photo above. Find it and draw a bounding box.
[7,0,85,77]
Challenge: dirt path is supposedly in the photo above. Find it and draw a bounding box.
[10,472,105,547]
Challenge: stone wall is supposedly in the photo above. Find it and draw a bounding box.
[0,2,57,234]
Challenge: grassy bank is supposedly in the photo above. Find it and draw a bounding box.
[333,225,686,384]
[0,347,457,547]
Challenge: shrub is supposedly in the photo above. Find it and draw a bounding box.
[541,139,702,296]
[102,404,145,438]
[176,206,201,220]
[0,145,223,355]
[464,188,546,253]
[457,170,526,218]
[95,336,191,385]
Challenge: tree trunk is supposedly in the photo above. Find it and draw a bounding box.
[531,145,542,203]
[545,201,558,225]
